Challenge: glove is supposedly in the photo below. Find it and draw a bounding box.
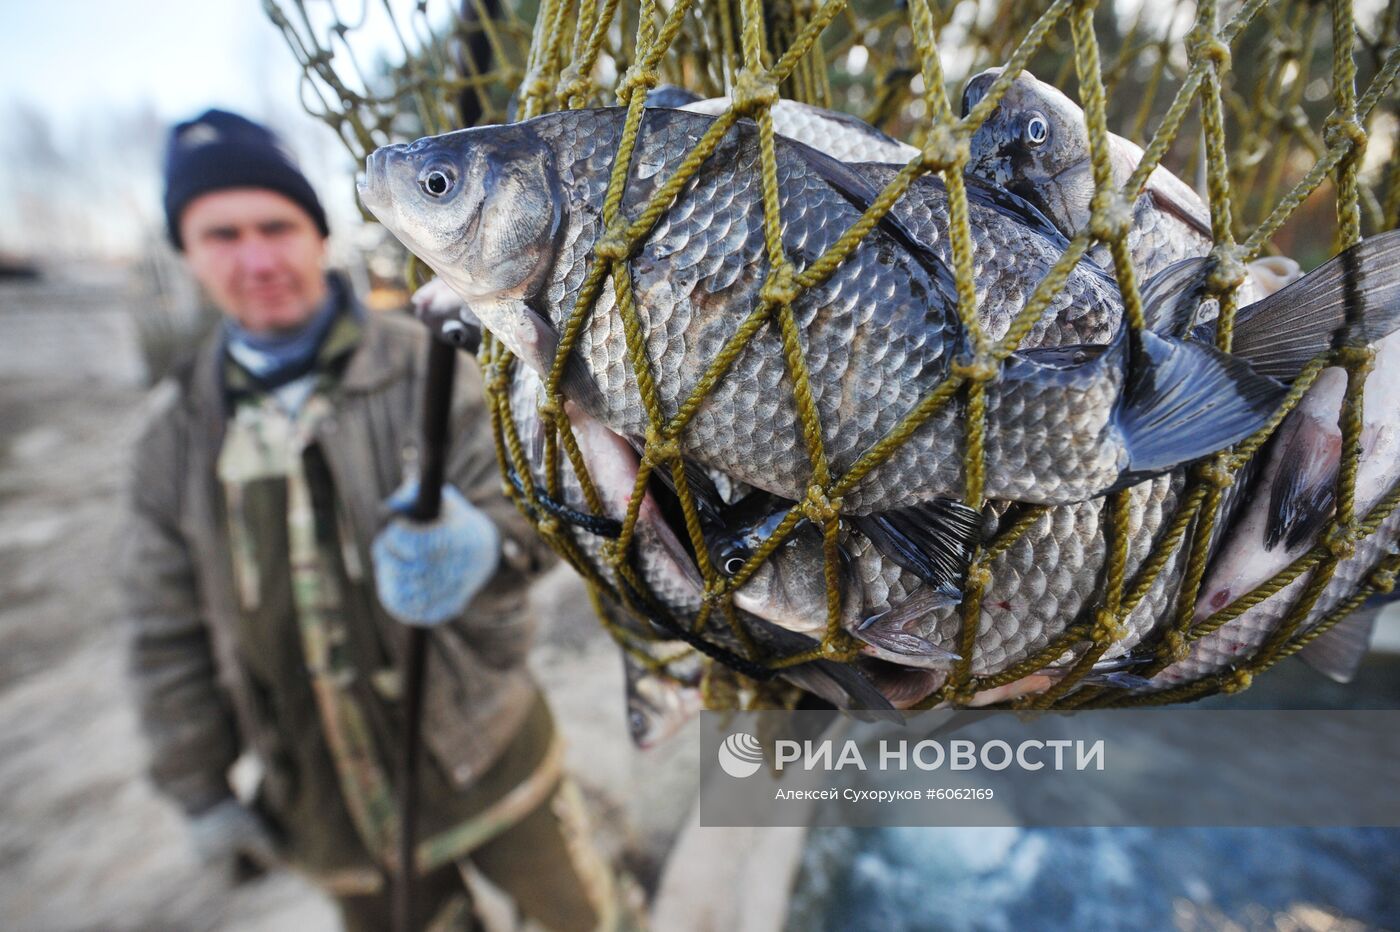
[187,798,279,876]
[372,481,501,626]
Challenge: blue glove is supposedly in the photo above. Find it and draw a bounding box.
[372,481,501,626]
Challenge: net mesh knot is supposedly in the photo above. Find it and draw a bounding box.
[617,65,659,103]
[800,485,842,525]
[1206,245,1249,294]
[1187,28,1231,72]
[1323,115,1368,154]
[732,67,780,115]
[1197,461,1236,490]
[951,354,998,383]
[919,124,968,172]
[1324,525,1359,561]
[641,429,681,468]
[594,227,633,262]
[1222,669,1254,694]
[760,265,801,307]
[1088,193,1133,243]
[1091,610,1127,645]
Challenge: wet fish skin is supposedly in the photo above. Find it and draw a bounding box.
[1152,330,1400,689]
[679,95,919,165]
[719,474,1188,678]
[962,67,1300,298]
[360,107,1284,513]
[851,163,1124,347]
[505,362,895,712]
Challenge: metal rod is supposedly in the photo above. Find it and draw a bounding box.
[394,337,458,932]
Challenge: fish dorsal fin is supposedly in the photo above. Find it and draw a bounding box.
[776,135,962,307]
[1299,603,1383,684]
[1231,230,1400,380]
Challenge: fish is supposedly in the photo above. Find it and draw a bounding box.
[621,649,702,749]
[1152,327,1400,688]
[962,67,1300,299]
[678,94,919,164]
[371,109,1400,706]
[699,473,1187,681]
[360,106,1291,543]
[504,361,897,713]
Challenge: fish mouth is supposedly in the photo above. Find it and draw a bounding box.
[357,144,405,218]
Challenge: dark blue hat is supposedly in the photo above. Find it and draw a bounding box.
[163,108,329,250]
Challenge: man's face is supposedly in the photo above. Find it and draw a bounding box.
[179,188,329,334]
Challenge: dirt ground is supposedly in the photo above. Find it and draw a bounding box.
[0,278,697,931]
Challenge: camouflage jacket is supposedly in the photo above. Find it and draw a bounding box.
[122,284,555,843]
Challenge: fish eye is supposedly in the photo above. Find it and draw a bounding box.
[419,166,455,197]
[1024,112,1049,148]
[716,543,750,577]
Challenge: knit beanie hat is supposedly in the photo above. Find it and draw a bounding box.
[163,108,329,250]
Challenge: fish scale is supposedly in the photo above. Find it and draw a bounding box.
[362,106,1392,703]
[519,107,1229,511]
[1149,507,1400,689]
[853,164,1124,347]
[843,472,1185,677]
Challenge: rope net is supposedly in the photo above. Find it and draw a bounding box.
[268,0,1400,710]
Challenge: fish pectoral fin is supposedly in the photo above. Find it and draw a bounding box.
[1113,330,1287,484]
[1231,229,1400,380]
[1264,417,1340,552]
[851,500,983,595]
[1298,602,1383,684]
[645,455,724,523]
[1140,257,1211,337]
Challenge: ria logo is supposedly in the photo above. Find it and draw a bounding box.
[717,732,764,778]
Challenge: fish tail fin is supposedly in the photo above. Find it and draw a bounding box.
[1231,229,1400,379]
[1115,330,1287,483]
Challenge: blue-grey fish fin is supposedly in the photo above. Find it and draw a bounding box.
[1082,671,1153,689]
[962,173,1072,249]
[1141,257,1211,337]
[1231,229,1400,380]
[1264,416,1338,552]
[644,85,704,108]
[746,616,897,715]
[781,661,900,717]
[1113,329,1287,485]
[779,138,962,308]
[859,660,944,706]
[647,453,725,523]
[854,586,961,658]
[521,296,608,418]
[851,499,982,595]
[854,592,961,660]
[1298,602,1381,684]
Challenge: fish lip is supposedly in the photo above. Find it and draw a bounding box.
[357,144,405,216]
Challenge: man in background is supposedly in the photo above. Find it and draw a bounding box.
[123,108,614,930]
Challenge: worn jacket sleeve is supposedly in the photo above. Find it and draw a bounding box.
[443,358,557,669]
[123,391,240,814]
